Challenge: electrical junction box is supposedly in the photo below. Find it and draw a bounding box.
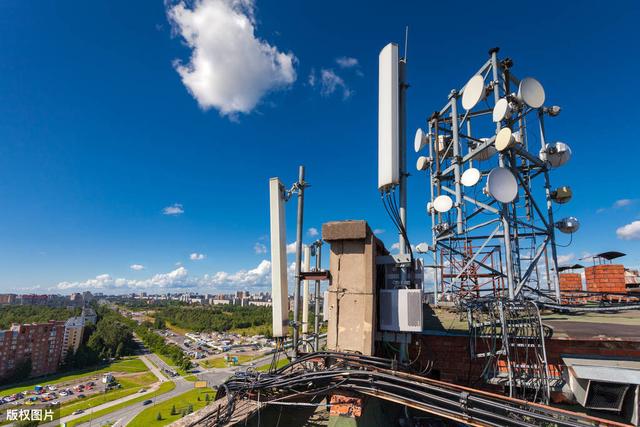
[379,289,423,332]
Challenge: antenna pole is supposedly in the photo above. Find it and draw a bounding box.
[399,44,408,254]
[293,165,305,358]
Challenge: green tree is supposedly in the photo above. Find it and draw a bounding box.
[156,412,163,421]
[171,404,178,415]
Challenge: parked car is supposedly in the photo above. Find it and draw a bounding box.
[139,389,147,393]
[78,394,86,399]
[72,410,84,415]
[59,392,68,397]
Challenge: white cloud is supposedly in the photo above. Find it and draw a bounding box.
[57,267,190,290]
[598,198,637,213]
[335,56,358,68]
[163,203,184,216]
[616,221,640,240]
[202,260,271,288]
[286,242,297,254]
[253,242,267,254]
[190,252,206,261]
[307,227,319,237]
[556,253,575,265]
[373,228,385,235]
[320,69,351,99]
[167,0,297,116]
[614,199,635,208]
[130,264,145,271]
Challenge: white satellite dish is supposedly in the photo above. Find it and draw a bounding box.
[461,167,481,187]
[461,75,485,110]
[414,128,428,153]
[433,195,453,213]
[415,242,430,253]
[416,156,432,171]
[518,77,545,109]
[495,127,515,152]
[474,138,497,161]
[492,98,512,122]
[539,142,572,167]
[487,167,518,203]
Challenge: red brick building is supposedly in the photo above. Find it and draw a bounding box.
[0,321,65,379]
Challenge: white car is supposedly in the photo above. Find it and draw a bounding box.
[59,392,68,397]
[47,386,56,391]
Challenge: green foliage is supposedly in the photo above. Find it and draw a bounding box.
[171,404,177,415]
[151,305,272,335]
[0,306,81,329]
[87,317,135,359]
[156,412,163,421]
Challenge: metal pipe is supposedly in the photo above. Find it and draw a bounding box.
[292,165,305,358]
[313,242,322,351]
[399,58,408,254]
[449,91,463,235]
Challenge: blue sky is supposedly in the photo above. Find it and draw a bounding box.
[0,1,638,293]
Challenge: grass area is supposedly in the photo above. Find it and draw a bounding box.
[256,358,289,372]
[182,375,198,382]
[59,372,157,418]
[165,321,190,336]
[129,387,215,427]
[0,357,147,397]
[156,353,188,376]
[67,380,176,427]
[198,354,256,369]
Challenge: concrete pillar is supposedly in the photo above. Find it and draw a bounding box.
[322,220,383,356]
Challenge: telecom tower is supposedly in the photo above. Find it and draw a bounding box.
[414,48,578,305]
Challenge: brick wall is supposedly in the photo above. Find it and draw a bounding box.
[412,333,640,389]
[559,273,582,291]
[584,264,626,293]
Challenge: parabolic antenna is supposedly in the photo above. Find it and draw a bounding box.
[461,75,485,110]
[492,98,512,122]
[416,156,431,171]
[518,77,545,108]
[539,142,572,167]
[415,242,430,253]
[487,167,518,203]
[433,195,453,213]
[474,138,497,161]
[495,127,515,151]
[461,167,481,187]
[556,217,580,234]
[414,128,427,152]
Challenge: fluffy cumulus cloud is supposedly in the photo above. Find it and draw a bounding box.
[253,242,267,254]
[163,203,184,216]
[57,267,190,290]
[335,56,358,68]
[167,0,297,116]
[130,264,145,271]
[307,227,319,237]
[190,252,206,261]
[56,261,275,292]
[556,253,575,265]
[286,242,297,254]
[616,220,640,240]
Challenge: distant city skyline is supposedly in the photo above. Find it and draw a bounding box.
[0,1,638,294]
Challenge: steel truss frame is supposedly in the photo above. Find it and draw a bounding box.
[426,48,563,304]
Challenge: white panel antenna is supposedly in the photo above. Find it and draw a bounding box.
[378,43,400,190]
[269,178,289,338]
